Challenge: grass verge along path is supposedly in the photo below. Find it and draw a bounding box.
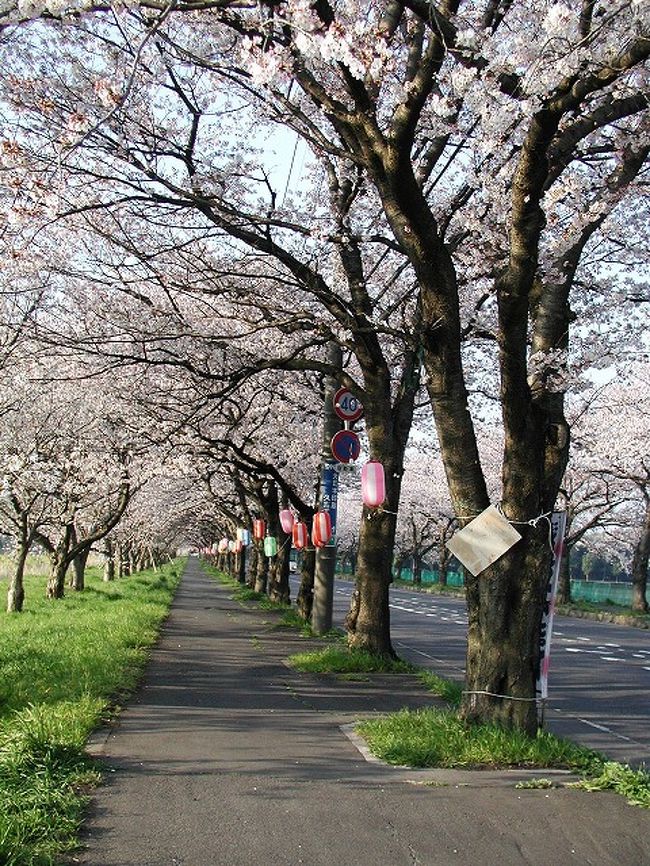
[0,560,183,866]
[286,644,650,808]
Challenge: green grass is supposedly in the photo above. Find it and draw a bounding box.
[356,707,650,807]
[0,559,183,865]
[416,671,464,707]
[287,645,414,674]
[570,761,650,807]
[356,707,601,771]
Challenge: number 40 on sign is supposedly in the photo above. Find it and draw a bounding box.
[333,387,364,423]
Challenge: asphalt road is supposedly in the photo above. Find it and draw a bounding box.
[292,575,650,767]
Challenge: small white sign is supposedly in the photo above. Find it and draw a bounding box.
[446,505,522,576]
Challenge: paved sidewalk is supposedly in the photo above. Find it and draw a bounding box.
[77,558,650,866]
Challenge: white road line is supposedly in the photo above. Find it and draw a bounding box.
[576,718,633,742]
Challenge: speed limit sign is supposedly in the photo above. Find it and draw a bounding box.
[333,387,364,423]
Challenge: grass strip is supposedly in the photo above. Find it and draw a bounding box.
[356,707,650,808]
[356,707,601,771]
[287,645,414,674]
[0,559,183,865]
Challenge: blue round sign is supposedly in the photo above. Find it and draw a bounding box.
[331,429,361,464]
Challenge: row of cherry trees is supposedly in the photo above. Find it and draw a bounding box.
[0,0,647,731]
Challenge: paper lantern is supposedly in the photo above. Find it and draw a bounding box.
[218,537,229,554]
[312,511,332,546]
[292,521,308,550]
[279,508,295,534]
[253,519,266,541]
[361,461,386,508]
[228,540,236,553]
[237,527,251,545]
[264,536,278,557]
[234,539,243,554]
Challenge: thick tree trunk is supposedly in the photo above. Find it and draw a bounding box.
[412,555,422,585]
[631,497,649,613]
[296,548,315,621]
[46,551,69,599]
[348,503,396,657]
[462,527,551,733]
[71,548,90,591]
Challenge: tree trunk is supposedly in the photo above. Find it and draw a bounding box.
[237,548,246,584]
[254,541,268,594]
[246,542,258,588]
[296,548,315,621]
[46,524,74,600]
[438,542,450,587]
[462,527,551,733]
[121,545,131,577]
[631,496,650,613]
[71,548,90,591]
[347,504,396,658]
[103,538,115,582]
[269,535,291,604]
[412,554,422,585]
[46,549,69,599]
[7,541,28,613]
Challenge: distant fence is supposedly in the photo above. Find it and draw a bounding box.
[337,563,648,606]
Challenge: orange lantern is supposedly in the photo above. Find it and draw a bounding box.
[253,518,265,541]
[292,521,308,550]
[312,511,332,546]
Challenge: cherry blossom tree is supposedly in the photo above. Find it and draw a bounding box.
[571,366,650,612]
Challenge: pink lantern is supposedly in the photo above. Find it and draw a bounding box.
[312,511,332,546]
[253,519,265,541]
[361,460,386,508]
[292,521,308,550]
[218,538,229,554]
[234,539,243,554]
[279,508,295,534]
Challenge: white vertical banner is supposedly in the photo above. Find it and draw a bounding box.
[537,512,568,707]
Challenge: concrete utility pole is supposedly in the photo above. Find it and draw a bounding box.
[312,342,342,635]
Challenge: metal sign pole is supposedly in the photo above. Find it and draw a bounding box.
[312,343,342,635]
